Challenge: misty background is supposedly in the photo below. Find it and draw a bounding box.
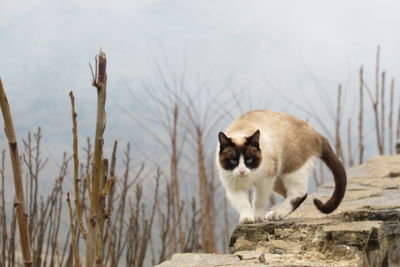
[1,0,400,262]
[2,1,400,160]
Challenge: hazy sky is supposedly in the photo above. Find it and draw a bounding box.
[1,0,400,176]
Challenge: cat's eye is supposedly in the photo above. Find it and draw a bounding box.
[229,159,238,165]
[245,158,253,164]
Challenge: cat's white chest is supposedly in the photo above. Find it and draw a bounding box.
[217,165,265,192]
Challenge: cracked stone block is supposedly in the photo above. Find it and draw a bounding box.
[156,253,241,267]
[157,155,400,267]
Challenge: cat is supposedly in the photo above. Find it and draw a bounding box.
[216,110,346,224]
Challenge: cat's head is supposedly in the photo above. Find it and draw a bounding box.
[218,130,262,176]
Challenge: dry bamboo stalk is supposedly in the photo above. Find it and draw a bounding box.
[197,128,216,252]
[376,46,380,103]
[222,196,229,253]
[66,193,81,267]
[84,137,92,198]
[170,104,184,252]
[347,118,354,166]
[335,84,343,161]
[9,208,17,266]
[157,182,172,263]
[95,222,102,266]
[101,143,117,267]
[136,172,160,267]
[23,132,34,238]
[381,71,386,153]
[69,91,87,239]
[373,107,382,153]
[0,78,32,266]
[208,160,216,243]
[358,66,364,163]
[1,150,6,265]
[112,143,130,266]
[105,141,117,218]
[374,46,383,154]
[86,51,107,267]
[396,85,400,153]
[389,78,395,154]
[397,94,400,140]
[98,158,108,241]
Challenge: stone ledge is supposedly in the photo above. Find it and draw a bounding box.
[157,155,400,267]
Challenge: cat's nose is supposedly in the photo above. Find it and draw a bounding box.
[239,170,245,175]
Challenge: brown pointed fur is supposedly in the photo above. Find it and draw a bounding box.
[222,110,347,214]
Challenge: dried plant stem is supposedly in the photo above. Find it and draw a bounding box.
[0,78,32,266]
[170,104,184,252]
[87,51,107,267]
[197,128,216,252]
[1,150,6,265]
[98,158,108,241]
[66,193,81,267]
[69,91,87,239]
[381,71,386,153]
[335,84,343,161]
[374,46,383,154]
[358,66,364,163]
[397,94,400,141]
[9,208,17,267]
[389,78,394,154]
[222,196,229,253]
[347,118,354,166]
[105,141,118,218]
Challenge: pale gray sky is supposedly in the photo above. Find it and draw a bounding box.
[1,0,400,175]
[2,2,400,260]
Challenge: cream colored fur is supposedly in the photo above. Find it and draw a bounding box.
[217,110,323,223]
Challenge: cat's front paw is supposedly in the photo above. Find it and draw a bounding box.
[254,216,264,223]
[265,210,287,221]
[239,213,254,224]
[254,209,265,223]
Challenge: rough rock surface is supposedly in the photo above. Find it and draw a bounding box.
[156,155,400,266]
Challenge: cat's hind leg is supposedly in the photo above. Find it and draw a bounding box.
[266,158,314,221]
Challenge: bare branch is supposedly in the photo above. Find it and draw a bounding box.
[69,91,87,239]
[0,78,32,266]
[66,193,81,267]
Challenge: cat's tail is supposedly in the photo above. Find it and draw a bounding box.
[313,137,347,214]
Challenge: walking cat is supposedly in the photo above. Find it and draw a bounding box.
[216,110,346,224]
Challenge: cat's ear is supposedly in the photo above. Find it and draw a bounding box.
[218,132,232,147]
[247,129,260,147]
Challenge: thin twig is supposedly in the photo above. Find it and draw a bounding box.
[381,71,386,153]
[358,66,364,163]
[69,91,87,239]
[335,84,343,162]
[347,118,354,166]
[389,78,394,154]
[66,193,81,267]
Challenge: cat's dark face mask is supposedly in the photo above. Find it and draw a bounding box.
[218,130,262,173]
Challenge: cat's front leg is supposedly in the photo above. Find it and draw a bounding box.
[226,189,254,224]
[253,178,275,222]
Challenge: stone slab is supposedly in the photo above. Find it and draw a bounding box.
[156,155,400,267]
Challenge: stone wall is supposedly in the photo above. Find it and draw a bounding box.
[157,155,400,266]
